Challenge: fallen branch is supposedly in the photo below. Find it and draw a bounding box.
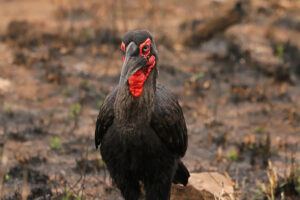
[182,1,245,47]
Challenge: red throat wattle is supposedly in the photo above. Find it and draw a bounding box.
[128,55,156,98]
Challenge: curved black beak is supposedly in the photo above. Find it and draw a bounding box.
[119,42,147,85]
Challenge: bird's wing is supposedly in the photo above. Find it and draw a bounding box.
[95,87,118,149]
[151,85,188,157]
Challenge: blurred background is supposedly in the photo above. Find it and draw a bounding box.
[0,0,299,199]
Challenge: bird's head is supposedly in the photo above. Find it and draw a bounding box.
[119,30,158,98]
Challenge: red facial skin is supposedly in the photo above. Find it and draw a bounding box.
[121,38,156,98]
[121,42,125,62]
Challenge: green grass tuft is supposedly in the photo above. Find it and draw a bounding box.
[69,103,82,120]
[97,100,104,108]
[254,127,267,134]
[5,174,10,181]
[50,137,61,150]
[61,88,71,96]
[192,72,204,80]
[227,149,238,161]
[276,45,284,59]
[4,103,13,114]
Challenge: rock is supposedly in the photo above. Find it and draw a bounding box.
[171,172,236,200]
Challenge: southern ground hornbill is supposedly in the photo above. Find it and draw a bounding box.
[95,30,189,200]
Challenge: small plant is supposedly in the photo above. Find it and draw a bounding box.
[4,103,13,115]
[69,103,82,120]
[276,45,284,59]
[296,176,300,193]
[50,137,61,150]
[254,126,267,134]
[227,149,238,162]
[191,71,204,81]
[254,161,278,200]
[5,174,10,181]
[255,160,300,199]
[75,194,82,200]
[62,190,73,200]
[98,155,105,167]
[238,134,270,168]
[97,99,104,108]
[61,88,71,96]
[80,80,90,90]
[267,161,278,200]
[62,190,82,200]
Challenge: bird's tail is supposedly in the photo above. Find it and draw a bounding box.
[172,161,190,186]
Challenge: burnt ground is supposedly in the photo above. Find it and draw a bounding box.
[0,0,299,199]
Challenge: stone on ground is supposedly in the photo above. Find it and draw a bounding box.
[171,172,236,200]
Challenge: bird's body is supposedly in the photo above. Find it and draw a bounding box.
[95,30,189,200]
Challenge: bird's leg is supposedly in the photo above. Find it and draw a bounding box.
[114,176,141,200]
[144,178,172,200]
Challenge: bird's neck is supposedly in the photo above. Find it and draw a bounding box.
[114,69,157,127]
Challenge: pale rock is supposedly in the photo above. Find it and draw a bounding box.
[171,172,236,200]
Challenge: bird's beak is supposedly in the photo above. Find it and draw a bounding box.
[119,42,147,85]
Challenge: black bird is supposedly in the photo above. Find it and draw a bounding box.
[95,30,189,200]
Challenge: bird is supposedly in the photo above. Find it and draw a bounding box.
[95,30,189,200]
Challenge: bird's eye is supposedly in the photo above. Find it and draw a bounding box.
[139,38,151,57]
[142,45,149,54]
